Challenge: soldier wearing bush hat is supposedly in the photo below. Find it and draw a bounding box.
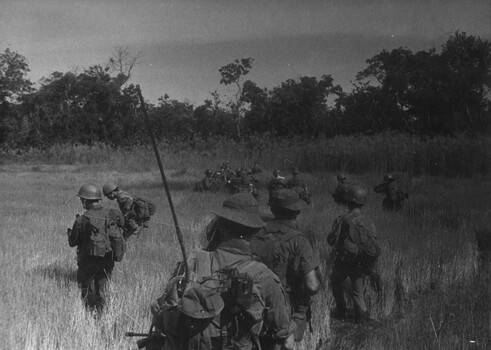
[151,193,295,350]
[251,189,320,344]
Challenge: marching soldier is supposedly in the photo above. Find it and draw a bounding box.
[332,174,349,205]
[251,189,320,344]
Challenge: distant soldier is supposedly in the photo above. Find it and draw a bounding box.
[103,182,156,239]
[251,189,320,344]
[67,184,125,313]
[327,185,381,324]
[194,169,218,193]
[149,193,295,350]
[286,167,311,204]
[373,174,408,212]
[332,174,349,205]
[251,161,263,174]
[268,169,287,201]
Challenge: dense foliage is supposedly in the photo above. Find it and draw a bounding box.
[0,32,490,149]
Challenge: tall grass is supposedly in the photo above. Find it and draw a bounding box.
[1,133,490,177]
[1,145,490,349]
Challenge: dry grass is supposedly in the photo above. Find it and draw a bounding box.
[1,155,490,349]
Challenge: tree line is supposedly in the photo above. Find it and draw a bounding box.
[0,32,490,150]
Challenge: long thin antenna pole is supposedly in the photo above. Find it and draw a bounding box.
[136,85,189,280]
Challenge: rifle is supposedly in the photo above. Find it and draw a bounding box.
[125,330,167,349]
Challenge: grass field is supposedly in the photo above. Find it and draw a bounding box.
[1,152,490,349]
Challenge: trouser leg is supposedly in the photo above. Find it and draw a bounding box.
[331,264,349,313]
[350,269,369,322]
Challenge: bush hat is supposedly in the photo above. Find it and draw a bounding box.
[269,189,307,211]
[178,286,224,319]
[211,193,266,228]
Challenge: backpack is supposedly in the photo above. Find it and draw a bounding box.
[132,197,156,222]
[250,228,304,287]
[336,213,380,265]
[83,208,126,262]
[158,251,263,349]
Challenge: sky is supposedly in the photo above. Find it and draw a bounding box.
[1,0,490,105]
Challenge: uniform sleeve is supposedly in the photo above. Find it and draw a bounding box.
[295,236,318,276]
[68,216,83,247]
[109,208,125,228]
[326,217,342,246]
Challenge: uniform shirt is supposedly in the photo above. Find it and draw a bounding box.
[251,220,318,290]
[114,190,134,217]
[68,203,124,254]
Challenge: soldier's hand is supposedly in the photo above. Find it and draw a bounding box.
[150,300,162,316]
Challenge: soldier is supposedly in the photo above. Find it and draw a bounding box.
[150,193,295,350]
[194,169,217,192]
[326,185,381,324]
[373,174,408,212]
[103,182,155,239]
[67,184,125,313]
[332,173,349,205]
[251,189,320,344]
[268,169,287,202]
[286,167,311,204]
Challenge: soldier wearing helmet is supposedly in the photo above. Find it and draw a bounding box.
[332,173,349,205]
[103,182,142,238]
[67,184,125,313]
[194,169,218,193]
[286,167,311,205]
[326,185,381,324]
[374,174,408,212]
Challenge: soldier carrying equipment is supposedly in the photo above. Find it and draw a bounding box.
[332,173,349,205]
[327,185,381,324]
[373,174,408,212]
[67,183,125,313]
[149,193,296,350]
[103,182,156,238]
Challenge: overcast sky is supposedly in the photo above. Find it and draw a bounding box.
[1,0,490,104]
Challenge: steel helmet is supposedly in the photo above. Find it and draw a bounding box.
[336,173,347,182]
[344,185,367,206]
[384,174,395,182]
[205,169,213,176]
[77,184,103,200]
[103,182,119,196]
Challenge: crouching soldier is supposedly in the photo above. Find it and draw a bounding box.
[67,184,125,313]
[149,193,295,350]
[103,182,156,239]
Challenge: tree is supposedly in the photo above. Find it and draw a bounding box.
[218,57,254,139]
[108,46,143,88]
[0,48,33,144]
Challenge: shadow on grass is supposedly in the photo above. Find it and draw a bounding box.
[32,262,78,286]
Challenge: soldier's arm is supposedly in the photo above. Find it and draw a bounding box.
[68,215,83,247]
[326,217,342,246]
[296,237,320,296]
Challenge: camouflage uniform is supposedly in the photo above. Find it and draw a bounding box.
[68,199,124,312]
[112,190,142,238]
